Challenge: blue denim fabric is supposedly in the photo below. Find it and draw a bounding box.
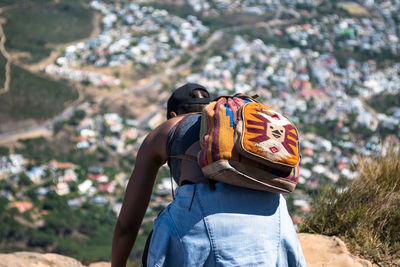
[147,183,306,267]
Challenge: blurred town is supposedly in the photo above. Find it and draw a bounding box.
[0,0,399,258]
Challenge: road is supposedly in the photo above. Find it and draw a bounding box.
[105,29,224,101]
[0,16,11,95]
[0,11,297,144]
[0,100,90,145]
[0,3,102,143]
[0,29,224,144]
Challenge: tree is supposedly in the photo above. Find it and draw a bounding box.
[0,146,9,156]
[27,229,56,247]
[0,196,9,214]
[18,172,32,187]
[54,120,66,134]
[68,109,86,126]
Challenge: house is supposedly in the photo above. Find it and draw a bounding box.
[68,198,83,208]
[80,129,96,138]
[98,182,115,193]
[91,196,108,204]
[9,201,33,213]
[26,166,45,184]
[77,140,90,149]
[49,160,75,170]
[88,173,109,183]
[3,154,26,174]
[36,187,49,196]
[56,182,70,196]
[78,180,93,194]
[60,169,78,182]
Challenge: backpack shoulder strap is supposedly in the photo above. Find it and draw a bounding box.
[167,114,190,199]
[167,114,190,158]
[169,154,197,162]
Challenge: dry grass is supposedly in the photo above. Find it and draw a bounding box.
[337,2,370,16]
[300,145,400,266]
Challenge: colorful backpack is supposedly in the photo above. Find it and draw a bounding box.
[198,94,300,193]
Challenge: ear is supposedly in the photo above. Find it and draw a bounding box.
[170,111,178,118]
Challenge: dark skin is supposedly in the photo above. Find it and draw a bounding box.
[111,112,205,267]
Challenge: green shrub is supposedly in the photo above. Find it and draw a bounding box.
[300,145,400,265]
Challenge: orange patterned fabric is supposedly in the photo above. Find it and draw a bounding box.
[198,96,251,167]
[241,102,300,167]
[197,95,301,191]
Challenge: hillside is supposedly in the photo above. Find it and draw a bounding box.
[0,0,94,133]
[300,145,400,266]
[0,56,78,133]
[2,0,94,64]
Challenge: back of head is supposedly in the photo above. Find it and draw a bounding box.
[167,83,211,119]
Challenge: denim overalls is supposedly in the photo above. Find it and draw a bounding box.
[147,114,306,266]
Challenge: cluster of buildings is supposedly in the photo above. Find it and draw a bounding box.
[0,150,173,219]
[183,35,399,213]
[0,107,168,218]
[0,150,133,216]
[184,0,400,56]
[0,85,184,223]
[53,1,208,74]
[44,64,121,87]
[284,12,399,55]
[74,110,164,153]
[0,154,25,176]
[3,0,400,223]
[185,0,316,15]
[186,35,400,105]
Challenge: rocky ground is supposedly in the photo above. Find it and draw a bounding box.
[298,233,373,267]
[0,252,109,267]
[0,234,375,267]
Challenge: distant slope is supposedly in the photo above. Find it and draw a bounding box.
[2,0,94,63]
[0,56,78,133]
[0,0,94,134]
[0,1,26,8]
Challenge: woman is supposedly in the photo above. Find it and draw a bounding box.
[111,83,306,267]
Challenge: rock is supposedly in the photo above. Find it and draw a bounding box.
[0,234,377,267]
[298,233,373,267]
[0,252,85,267]
[87,262,111,267]
[0,252,111,267]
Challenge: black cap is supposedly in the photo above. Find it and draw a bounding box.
[167,83,211,117]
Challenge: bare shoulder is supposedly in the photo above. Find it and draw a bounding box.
[139,115,185,162]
